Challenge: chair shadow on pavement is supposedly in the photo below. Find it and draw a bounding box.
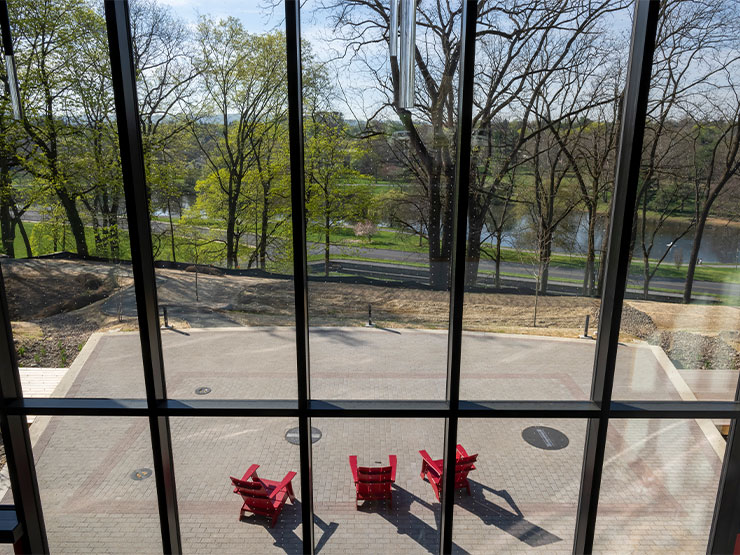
[238,499,338,554]
[455,480,562,548]
[356,484,469,554]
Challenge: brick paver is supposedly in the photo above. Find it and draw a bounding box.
[8,328,724,553]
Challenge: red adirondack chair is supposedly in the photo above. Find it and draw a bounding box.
[419,444,477,501]
[349,455,397,509]
[230,464,297,527]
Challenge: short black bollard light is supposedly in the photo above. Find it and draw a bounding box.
[365,303,374,327]
[580,314,591,339]
[161,306,169,329]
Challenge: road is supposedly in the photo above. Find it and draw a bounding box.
[317,244,737,301]
[21,211,736,301]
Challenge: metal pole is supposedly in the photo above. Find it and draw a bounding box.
[0,1,22,120]
[285,0,315,552]
[0,265,47,552]
[103,1,181,552]
[572,1,659,553]
[389,0,398,58]
[709,416,740,553]
[440,1,477,552]
[708,324,740,550]
[398,0,416,108]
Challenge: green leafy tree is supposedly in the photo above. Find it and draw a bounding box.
[305,116,372,276]
[191,20,288,268]
[12,0,100,256]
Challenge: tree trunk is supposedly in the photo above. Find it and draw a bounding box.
[225,209,236,269]
[324,215,330,277]
[683,203,711,303]
[538,232,552,295]
[583,205,596,296]
[494,230,502,289]
[0,158,14,257]
[57,188,88,256]
[17,219,31,257]
[0,203,14,259]
[260,195,269,270]
[643,251,650,300]
[0,210,14,258]
[533,273,540,327]
[168,199,177,263]
[427,169,447,290]
[465,224,483,286]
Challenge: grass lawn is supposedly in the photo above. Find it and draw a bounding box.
[11,219,740,287]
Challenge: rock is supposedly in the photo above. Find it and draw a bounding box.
[659,330,740,369]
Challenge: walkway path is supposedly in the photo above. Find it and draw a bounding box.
[1,328,724,554]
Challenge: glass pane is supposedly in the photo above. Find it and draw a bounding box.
[453,418,587,553]
[614,0,740,405]
[459,0,632,401]
[303,0,459,401]
[136,2,298,399]
[593,419,723,553]
[172,417,302,553]
[32,416,161,553]
[311,417,444,553]
[4,1,146,398]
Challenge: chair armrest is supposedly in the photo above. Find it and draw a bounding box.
[456,445,468,458]
[419,450,442,475]
[240,464,260,482]
[269,471,297,499]
[349,455,359,482]
[389,455,397,482]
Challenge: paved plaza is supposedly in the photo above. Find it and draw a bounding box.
[6,327,728,553]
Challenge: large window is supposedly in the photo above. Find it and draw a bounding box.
[0,1,739,554]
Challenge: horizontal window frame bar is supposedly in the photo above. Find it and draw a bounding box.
[8,398,740,419]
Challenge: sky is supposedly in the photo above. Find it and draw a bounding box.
[156,0,636,122]
[160,0,293,33]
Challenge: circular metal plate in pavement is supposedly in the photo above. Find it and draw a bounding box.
[285,427,322,445]
[131,468,153,480]
[521,426,569,450]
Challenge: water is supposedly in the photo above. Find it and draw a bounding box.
[493,212,740,264]
[152,195,194,219]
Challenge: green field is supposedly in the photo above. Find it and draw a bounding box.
[9,219,740,287]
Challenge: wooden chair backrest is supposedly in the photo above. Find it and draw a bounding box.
[356,465,393,497]
[231,477,274,512]
[454,454,477,485]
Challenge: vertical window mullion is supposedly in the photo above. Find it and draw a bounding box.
[103,1,181,552]
[0,4,48,551]
[0,268,47,552]
[573,1,659,553]
[284,0,315,552]
[440,1,478,553]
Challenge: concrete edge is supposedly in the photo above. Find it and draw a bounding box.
[163,325,601,345]
[651,344,726,461]
[49,332,104,399]
[0,333,106,501]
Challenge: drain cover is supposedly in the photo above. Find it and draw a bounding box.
[285,427,322,445]
[131,468,153,480]
[195,386,212,395]
[522,426,569,450]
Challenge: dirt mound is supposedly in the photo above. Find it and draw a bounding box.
[184,265,224,276]
[36,289,111,318]
[619,303,658,339]
[658,330,740,369]
[73,273,103,290]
